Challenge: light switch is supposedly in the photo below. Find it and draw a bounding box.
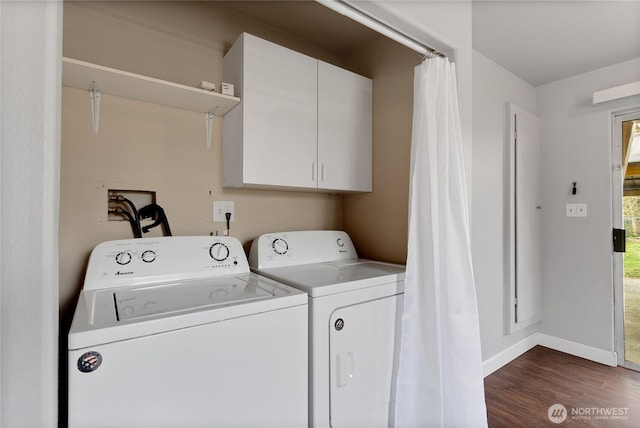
[576,203,587,217]
[566,204,577,217]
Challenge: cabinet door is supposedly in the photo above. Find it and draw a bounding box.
[318,61,372,192]
[242,34,318,188]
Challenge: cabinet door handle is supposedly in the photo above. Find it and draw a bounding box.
[312,162,316,181]
[321,163,326,181]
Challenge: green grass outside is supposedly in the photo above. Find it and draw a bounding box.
[625,239,640,364]
[625,240,640,278]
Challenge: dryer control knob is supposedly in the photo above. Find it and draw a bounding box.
[272,238,289,255]
[209,242,230,261]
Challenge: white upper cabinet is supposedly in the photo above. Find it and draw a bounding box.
[223,33,317,189]
[318,61,372,192]
[222,33,372,193]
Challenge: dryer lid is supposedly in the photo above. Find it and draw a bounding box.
[256,260,405,297]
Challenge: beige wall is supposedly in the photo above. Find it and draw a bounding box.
[60,1,350,316]
[343,37,417,264]
[60,1,415,319]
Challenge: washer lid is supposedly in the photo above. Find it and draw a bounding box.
[69,273,307,350]
[255,259,405,297]
[114,276,272,321]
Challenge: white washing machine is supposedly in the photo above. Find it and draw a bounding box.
[68,236,308,428]
[249,230,405,428]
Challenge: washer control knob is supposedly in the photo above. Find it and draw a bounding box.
[272,238,289,255]
[141,250,156,263]
[337,238,345,247]
[209,242,230,261]
[115,252,132,265]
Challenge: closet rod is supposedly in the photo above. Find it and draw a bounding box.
[318,0,446,58]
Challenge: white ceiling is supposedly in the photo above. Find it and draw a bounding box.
[472,0,640,86]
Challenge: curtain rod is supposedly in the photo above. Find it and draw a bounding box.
[317,0,446,59]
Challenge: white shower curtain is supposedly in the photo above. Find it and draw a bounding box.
[394,56,487,427]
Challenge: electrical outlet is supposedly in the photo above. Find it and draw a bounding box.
[213,201,234,222]
[576,203,587,217]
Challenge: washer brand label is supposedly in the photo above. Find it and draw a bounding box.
[78,351,102,373]
[334,318,344,331]
[115,271,134,276]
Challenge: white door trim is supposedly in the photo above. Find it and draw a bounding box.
[612,109,640,370]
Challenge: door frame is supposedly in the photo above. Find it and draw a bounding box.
[612,109,640,370]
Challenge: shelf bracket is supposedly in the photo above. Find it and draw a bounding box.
[205,112,214,148]
[89,81,101,134]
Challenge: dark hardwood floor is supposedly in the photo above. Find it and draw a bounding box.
[484,346,640,427]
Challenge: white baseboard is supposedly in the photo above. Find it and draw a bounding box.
[482,334,538,377]
[536,333,617,367]
[482,333,617,377]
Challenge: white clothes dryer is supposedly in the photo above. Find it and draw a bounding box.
[68,236,308,428]
[249,230,405,428]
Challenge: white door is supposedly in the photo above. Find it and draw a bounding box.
[329,294,402,428]
[317,61,372,192]
[242,34,318,188]
[507,103,542,332]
